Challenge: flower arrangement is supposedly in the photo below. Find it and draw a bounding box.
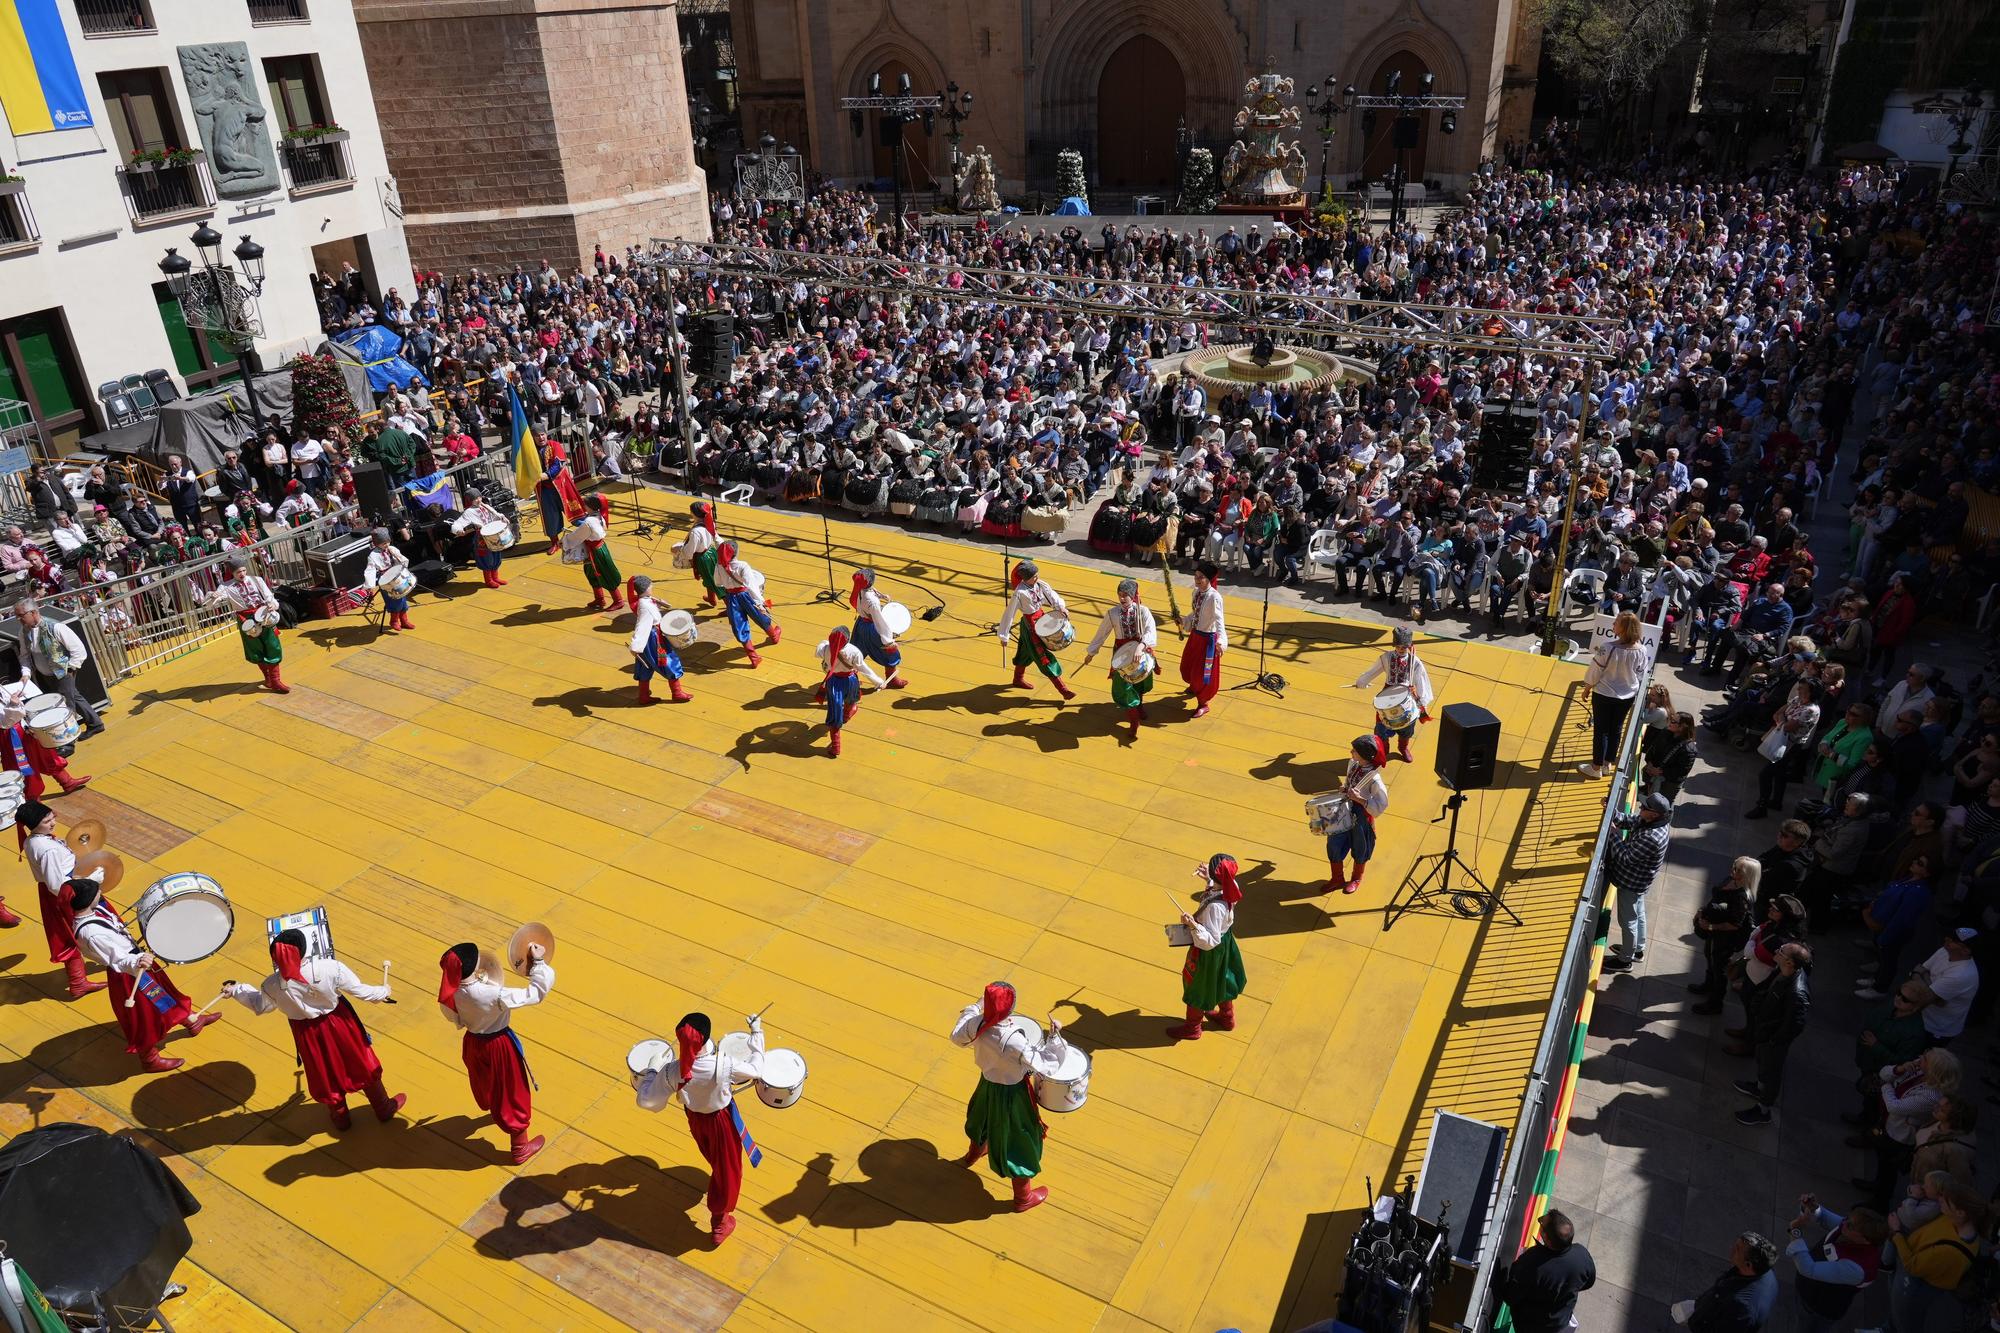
[127,146,199,168]
[282,123,346,142]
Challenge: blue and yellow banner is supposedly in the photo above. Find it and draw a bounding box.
[0,0,93,134]
[508,385,544,500]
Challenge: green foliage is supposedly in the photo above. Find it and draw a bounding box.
[1056,149,1088,208]
[287,352,360,441]
[1179,147,1219,212]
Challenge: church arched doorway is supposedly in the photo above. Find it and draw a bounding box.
[1095,35,1186,190]
[1359,52,1434,184]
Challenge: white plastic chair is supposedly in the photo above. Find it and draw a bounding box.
[1563,567,1608,619]
[1305,529,1341,582]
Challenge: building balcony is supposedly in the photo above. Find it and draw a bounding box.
[246,0,308,23]
[281,133,353,196]
[75,0,154,36]
[118,154,216,226]
[0,180,41,256]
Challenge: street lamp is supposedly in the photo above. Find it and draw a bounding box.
[1916,84,1987,187]
[939,81,973,202]
[1303,76,1356,205]
[160,222,270,430]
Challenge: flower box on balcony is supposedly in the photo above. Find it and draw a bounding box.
[282,127,348,144]
[125,148,204,173]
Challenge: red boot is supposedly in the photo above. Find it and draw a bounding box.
[509,1131,545,1164]
[184,1010,219,1037]
[0,898,19,929]
[57,771,92,793]
[140,1049,184,1074]
[1127,706,1143,736]
[766,623,783,645]
[636,679,656,706]
[1397,738,1413,763]
[1346,861,1366,893]
[704,588,717,608]
[398,613,415,632]
[1166,1005,1205,1041]
[483,570,505,588]
[1010,666,1029,689]
[329,1099,353,1132]
[1326,858,1349,895]
[885,673,908,689]
[1054,679,1076,702]
[1011,1177,1049,1212]
[958,1141,987,1168]
[668,678,692,703]
[1206,1001,1236,1032]
[813,683,827,705]
[364,1077,405,1123]
[711,1213,738,1246]
[64,957,106,997]
[265,664,291,694]
[745,646,763,669]
[829,729,842,758]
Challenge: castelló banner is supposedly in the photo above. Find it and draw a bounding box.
[0,0,94,135]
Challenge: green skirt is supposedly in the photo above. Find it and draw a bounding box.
[963,1075,1045,1179]
[1182,930,1247,1011]
[1110,668,1152,709]
[1013,621,1062,678]
[239,625,282,666]
[585,543,621,592]
[692,547,720,599]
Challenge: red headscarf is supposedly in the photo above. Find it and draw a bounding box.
[694,502,716,537]
[1208,855,1243,906]
[974,981,1015,1037]
[437,943,478,1013]
[674,1016,710,1078]
[826,626,850,672]
[848,570,871,610]
[1353,734,1388,769]
[591,492,611,520]
[718,540,738,569]
[271,940,306,984]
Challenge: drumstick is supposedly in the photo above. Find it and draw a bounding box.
[748,1000,776,1025]
[186,988,228,1021]
[1165,889,1194,919]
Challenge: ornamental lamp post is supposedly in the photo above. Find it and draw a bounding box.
[160,223,270,431]
[1303,77,1356,206]
[939,81,974,200]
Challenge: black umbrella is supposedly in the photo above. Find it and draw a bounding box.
[0,1124,198,1331]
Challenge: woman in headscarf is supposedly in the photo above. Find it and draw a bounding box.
[815,625,884,758]
[225,930,403,1131]
[571,493,627,613]
[996,558,1075,699]
[1179,560,1228,718]
[204,548,289,693]
[848,567,910,689]
[675,500,721,609]
[949,981,1070,1213]
[1080,577,1159,736]
[1327,735,1392,895]
[1167,855,1248,1041]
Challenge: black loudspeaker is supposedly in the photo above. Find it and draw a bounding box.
[1393,114,1423,149]
[1435,702,1501,791]
[304,533,372,589]
[350,461,397,523]
[878,117,902,147]
[411,559,451,590]
[1472,406,1537,494]
[692,312,736,380]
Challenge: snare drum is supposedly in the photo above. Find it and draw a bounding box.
[239,605,279,638]
[1112,641,1156,684]
[560,529,588,565]
[1305,789,1354,836]
[626,1038,674,1090]
[661,609,699,649]
[1374,687,1419,732]
[755,1048,808,1109]
[135,872,234,964]
[377,564,418,599]
[1035,1043,1092,1114]
[480,520,517,552]
[26,704,80,749]
[1032,613,1075,653]
[715,1031,760,1086]
[266,905,335,960]
[881,602,913,637]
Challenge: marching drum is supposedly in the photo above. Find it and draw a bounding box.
[1035,1042,1092,1114]
[377,564,418,599]
[1305,789,1354,836]
[480,520,517,552]
[0,773,22,827]
[715,1031,760,1086]
[267,905,336,959]
[1033,614,1075,653]
[239,605,281,636]
[1112,641,1156,684]
[881,602,913,637]
[670,541,692,570]
[755,1049,808,1109]
[1373,687,1419,732]
[134,872,233,964]
[26,701,80,749]
[661,609,699,649]
[627,1038,674,1091]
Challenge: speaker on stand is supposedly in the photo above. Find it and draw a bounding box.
[1471,405,1538,497]
[349,461,398,527]
[1385,703,1519,929]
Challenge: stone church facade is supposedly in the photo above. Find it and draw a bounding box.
[731,0,1540,197]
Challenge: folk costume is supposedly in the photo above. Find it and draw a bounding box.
[208,551,288,693]
[1167,854,1248,1041]
[951,982,1067,1212]
[226,931,404,1131]
[67,876,217,1072]
[573,496,626,612]
[815,627,885,757]
[677,502,721,608]
[1327,735,1392,895]
[1,680,88,799]
[635,1011,767,1246]
[626,575,692,705]
[715,541,781,666]
[1354,627,1436,762]
[848,568,910,688]
[998,559,1075,699]
[364,529,416,632]
[450,499,511,588]
[438,941,554,1164]
[1082,577,1159,735]
[1180,564,1227,716]
[535,458,585,553]
[18,800,102,996]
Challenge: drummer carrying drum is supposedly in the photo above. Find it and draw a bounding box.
[450,497,512,589]
[207,549,290,694]
[225,930,406,1132]
[1,677,89,799]
[675,500,721,609]
[364,528,417,634]
[626,575,693,705]
[636,1011,768,1247]
[815,627,885,758]
[998,559,1076,701]
[1325,735,1393,895]
[64,875,219,1073]
[1167,855,1248,1042]
[950,981,1073,1213]
[715,541,782,667]
[848,567,910,689]
[573,494,628,614]
[1353,626,1436,763]
[1081,578,1159,738]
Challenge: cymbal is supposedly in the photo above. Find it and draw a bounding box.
[508,921,555,976]
[474,947,505,984]
[74,849,124,896]
[65,818,108,854]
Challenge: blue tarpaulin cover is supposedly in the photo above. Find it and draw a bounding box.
[1054,196,1091,216]
[332,325,427,395]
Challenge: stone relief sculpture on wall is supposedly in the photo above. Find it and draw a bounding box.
[178,42,280,199]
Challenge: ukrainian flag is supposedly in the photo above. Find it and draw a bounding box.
[507,385,543,500]
[0,0,93,134]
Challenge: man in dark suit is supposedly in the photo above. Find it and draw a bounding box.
[1497,1209,1596,1332]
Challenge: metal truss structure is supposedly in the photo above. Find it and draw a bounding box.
[1348,94,1467,112]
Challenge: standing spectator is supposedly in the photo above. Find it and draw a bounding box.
[1909,929,1980,1048]
[1748,681,1821,819]
[25,464,75,525]
[1754,821,1814,914]
[1734,941,1812,1126]
[215,448,257,509]
[1804,792,1874,919]
[1497,1209,1596,1333]
[1644,711,1700,800]
[1674,1232,1778,1330]
[1601,793,1674,971]
[1856,855,1935,1001]
[1784,1196,1888,1333]
[161,454,203,531]
[11,596,104,738]
[1725,896,1809,1055]
[1690,857,1760,1013]
[1886,1180,1985,1332]
[1809,702,1877,804]
[1847,981,1936,1124]
[1579,610,1649,779]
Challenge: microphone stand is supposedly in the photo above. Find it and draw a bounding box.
[1231,553,1286,697]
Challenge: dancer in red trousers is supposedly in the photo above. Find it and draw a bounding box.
[1179,560,1227,717]
[438,939,554,1164]
[15,800,103,995]
[226,930,406,1132]
[67,876,218,1072]
[1,680,88,798]
[636,1010,767,1246]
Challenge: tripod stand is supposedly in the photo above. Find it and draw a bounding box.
[812,509,844,605]
[1384,789,1520,929]
[1230,555,1286,698]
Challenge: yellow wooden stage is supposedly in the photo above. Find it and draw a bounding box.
[1,494,1598,1332]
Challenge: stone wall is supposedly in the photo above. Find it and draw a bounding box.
[354,0,709,273]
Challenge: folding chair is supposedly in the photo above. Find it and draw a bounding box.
[144,368,181,404]
[121,374,158,416]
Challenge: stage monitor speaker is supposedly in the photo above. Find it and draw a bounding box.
[1434,702,1501,791]
[1412,1110,1508,1264]
[350,461,397,523]
[1472,405,1537,494]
